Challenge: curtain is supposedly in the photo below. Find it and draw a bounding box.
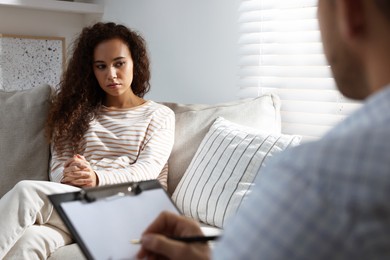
[238,0,361,141]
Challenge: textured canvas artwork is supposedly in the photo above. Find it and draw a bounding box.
[0,35,64,91]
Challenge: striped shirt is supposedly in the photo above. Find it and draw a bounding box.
[49,100,175,188]
[213,85,390,259]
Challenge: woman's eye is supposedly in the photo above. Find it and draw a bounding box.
[96,64,106,70]
[115,61,125,68]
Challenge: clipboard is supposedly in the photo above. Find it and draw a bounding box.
[48,180,180,260]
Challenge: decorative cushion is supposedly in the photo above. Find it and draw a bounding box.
[0,84,52,198]
[163,94,281,194]
[172,117,301,228]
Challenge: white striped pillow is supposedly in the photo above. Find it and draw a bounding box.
[172,117,301,228]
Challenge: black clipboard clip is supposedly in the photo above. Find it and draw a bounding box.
[78,182,142,203]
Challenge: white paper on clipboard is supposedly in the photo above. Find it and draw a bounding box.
[59,187,179,260]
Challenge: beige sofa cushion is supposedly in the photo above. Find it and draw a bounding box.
[0,85,52,198]
[163,94,281,195]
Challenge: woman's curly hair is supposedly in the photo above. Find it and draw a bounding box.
[375,0,390,21]
[46,22,151,154]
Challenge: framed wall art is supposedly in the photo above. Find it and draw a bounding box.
[0,34,65,91]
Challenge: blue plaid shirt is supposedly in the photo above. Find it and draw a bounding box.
[213,85,390,260]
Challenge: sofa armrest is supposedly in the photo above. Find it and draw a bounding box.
[0,85,52,198]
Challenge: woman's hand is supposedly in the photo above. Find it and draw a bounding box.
[137,211,211,260]
[61,154,98,187]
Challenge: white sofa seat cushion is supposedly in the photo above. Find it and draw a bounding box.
[172,117,301,228]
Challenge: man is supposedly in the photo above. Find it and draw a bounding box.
[137,0,390,259]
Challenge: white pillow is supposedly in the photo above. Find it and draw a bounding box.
[163,94,281,195]
[172,117,301,228]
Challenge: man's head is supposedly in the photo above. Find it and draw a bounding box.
[317,0,390,100]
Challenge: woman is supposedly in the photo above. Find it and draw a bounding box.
[0,22,174,259]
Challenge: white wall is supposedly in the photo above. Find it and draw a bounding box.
[96,0,240,104]
[0,6,87,54]
[0,1,240,104]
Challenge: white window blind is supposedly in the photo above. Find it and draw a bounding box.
[238,0,361,142]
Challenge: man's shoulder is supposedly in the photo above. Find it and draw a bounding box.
[269,123,390,193]
[283,124,389,166]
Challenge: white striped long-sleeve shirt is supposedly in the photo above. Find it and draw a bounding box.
[49,101,175,188]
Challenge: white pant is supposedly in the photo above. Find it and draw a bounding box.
[0,180,80,259]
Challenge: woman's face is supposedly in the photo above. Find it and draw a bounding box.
[93,38,135,104]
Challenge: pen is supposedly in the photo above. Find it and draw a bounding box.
[131,235,220,244]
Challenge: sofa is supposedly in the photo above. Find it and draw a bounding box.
[0,84,301,259]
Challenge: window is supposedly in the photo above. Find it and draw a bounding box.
[238,0,361,142]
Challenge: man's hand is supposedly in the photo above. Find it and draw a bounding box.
[137,211,211,260]
[61,154,98,187]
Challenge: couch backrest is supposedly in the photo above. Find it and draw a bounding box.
[0,84,281,198]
